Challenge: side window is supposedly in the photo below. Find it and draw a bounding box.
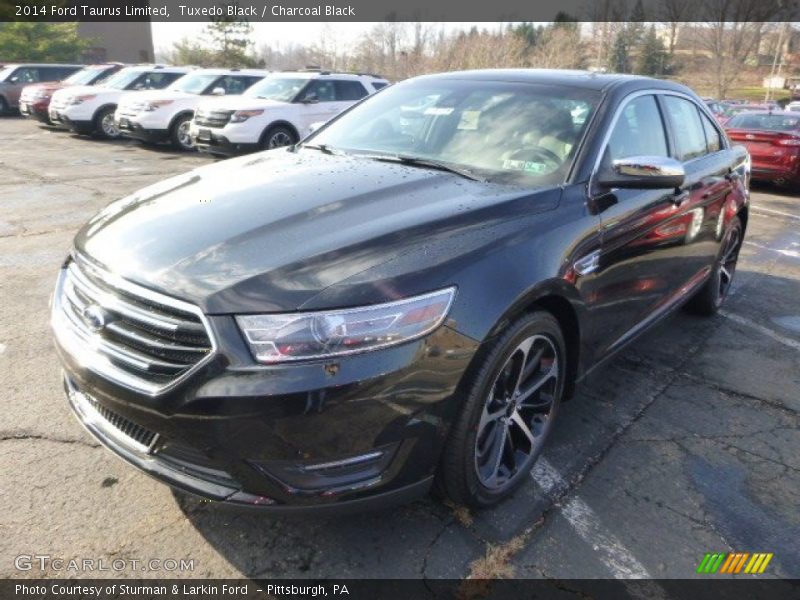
[136,72,182,90]
[605,95,668,162]
[662,96,708,162]
[11,68,39,84]
[699,110,722,153]
[220,76,260,95]
[334,80,368,101]
[301,80,337,102]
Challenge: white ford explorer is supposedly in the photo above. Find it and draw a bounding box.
[49,65,192,139]
[189,70,389,156]
[114,68,270,150]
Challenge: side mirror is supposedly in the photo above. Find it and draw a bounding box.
[211,87,226,96]
[597,156,685,190]
[308,121,325,134]
[301,94,319,104]
[9,76,19,84]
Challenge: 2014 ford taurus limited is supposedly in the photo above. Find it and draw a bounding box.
[52,70,750,512]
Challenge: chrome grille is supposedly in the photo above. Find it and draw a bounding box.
[194,109,233,128]
[54,256,214,395]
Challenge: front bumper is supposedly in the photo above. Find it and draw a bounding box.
[117,117,170,144]
[20,100,52,123]
[53,271,477,511]
[192,129,259,156]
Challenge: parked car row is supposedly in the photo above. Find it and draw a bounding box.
[7,62,389,157]
[698,97,800,189]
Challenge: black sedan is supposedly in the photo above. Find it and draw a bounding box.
[51,69,750,512]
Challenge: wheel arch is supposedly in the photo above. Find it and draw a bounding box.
[481,279,586,401]
[92,103,118,124]
[260,119,300,144]
[168,109,195,132]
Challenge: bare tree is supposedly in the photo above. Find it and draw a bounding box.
[529,26,585,69]
[660,0,693,56]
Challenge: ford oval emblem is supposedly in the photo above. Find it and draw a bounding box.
[82,304,108,332]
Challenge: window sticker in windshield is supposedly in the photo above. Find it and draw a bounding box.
[457,110,481,130]
[502,159,550,174]
[424,107,454,116]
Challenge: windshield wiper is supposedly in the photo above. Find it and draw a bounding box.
[359,153,486,182]
[300,143,344,155]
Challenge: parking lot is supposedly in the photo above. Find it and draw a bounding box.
[1,115,798,582]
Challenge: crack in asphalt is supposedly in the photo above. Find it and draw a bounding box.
[0,431,99,448]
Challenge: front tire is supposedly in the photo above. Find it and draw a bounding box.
[170,114,195,151]
[260,125,297,150]
[437,311,566,508]
[685,216,742,316]
[94,106,120,139]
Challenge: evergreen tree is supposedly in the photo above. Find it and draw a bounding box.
[0,23,91,62]
[637,25,667,76]
[204,2,257,67]
[610,32,630,74]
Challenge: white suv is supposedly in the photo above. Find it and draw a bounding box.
[189,70,388,156]
[49,65,192,139]
[114,68,269,150]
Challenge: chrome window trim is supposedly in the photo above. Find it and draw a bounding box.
[589,88,729,190]
[52,253,218,397]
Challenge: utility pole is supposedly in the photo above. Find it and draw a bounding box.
[765,23,788,103]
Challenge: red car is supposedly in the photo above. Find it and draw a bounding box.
[19,63,123,125]
[725,110,800,187]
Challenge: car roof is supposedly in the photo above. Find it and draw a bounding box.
[411,69,691,94]
[190,68,270,77]
[1,63,83,68]
[275,71,387,81]
[120,65,193,74]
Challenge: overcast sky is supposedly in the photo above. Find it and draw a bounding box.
[151,22,508,54]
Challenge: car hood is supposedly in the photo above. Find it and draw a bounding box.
[74,150,560,313]
[125,89,198,103]
[54,84,120,100]
[196,95,288,113]
[23,82,64,93]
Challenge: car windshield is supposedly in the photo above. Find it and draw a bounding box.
[64,67,107,86]
[307,79,600,186]
[727,113,800,131]
[100,69,145,90]
[244,77,308,101]
[168,72,220,94]
[0,66,16,82]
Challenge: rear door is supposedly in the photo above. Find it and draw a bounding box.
[587,93,690,358]
[660,94,734,286]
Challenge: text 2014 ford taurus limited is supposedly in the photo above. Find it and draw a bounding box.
[52,70,749,512]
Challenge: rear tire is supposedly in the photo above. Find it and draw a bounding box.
[436,311,566,508]
[685,216,743,316]
[94,106,120,139]
[170,114,195,151]
[260,125,297,150]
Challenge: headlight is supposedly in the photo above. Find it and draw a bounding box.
[235,287,456,363]
[69,94,96,105]
[230,109,263,123]
[143,99,174,111]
